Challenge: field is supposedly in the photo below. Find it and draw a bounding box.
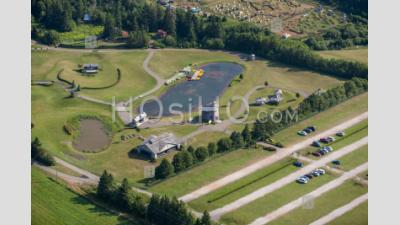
[318,48,368,64]
[148,149,271,197]
[269,181,368,225]
[32,167,136,225]
[220,173,336,225]
[335,145,368,171]
[272,92,368,146]
[327,201,368,225]
[32,50,155,102]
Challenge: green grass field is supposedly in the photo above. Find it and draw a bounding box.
[148,149,271,197]
[269,181,368,225]
[327,201,368,225]
[318,48,368,64]
[32,167,136,225]
[189,157,302,212]
[220,173,336,225]
[32,50,156,102]
[334,145,368,171]
[273,92,368,146]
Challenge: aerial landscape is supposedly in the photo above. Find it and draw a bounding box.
[31,0,368,224]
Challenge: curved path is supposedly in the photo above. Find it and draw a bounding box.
[179,112,368,203]
[248,162,368,225]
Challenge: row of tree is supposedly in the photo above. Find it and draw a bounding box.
[251,78,368,142]
[31,137,55,166]
[155,125,254,180]
[97,170,211,225]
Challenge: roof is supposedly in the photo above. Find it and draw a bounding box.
[141,133,178,154]
[83,64,99,68]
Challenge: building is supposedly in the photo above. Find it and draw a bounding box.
[157,29,167,39]
[131,112,148,128]
[267,89,283,104]
[249,54,256,61]
[201,101,219,123]
[83,14,91,22]
[81,64,99,74]
[137,133,180,159]
[255,97,267,105]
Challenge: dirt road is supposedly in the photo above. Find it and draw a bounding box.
[179,112,368,203]
[308,193,368,225]
[248,162,368,225]
[209,137,368,220]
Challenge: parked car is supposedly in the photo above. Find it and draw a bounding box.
[315,168,326,175]
[298,130,308,136]
[304,174,313,179]
[320,137,329,143]
[336,131,345,137]
[297,176,309,184]
[312,141,322,147]
[303,128,313,133]
[327,136,336,142]
[307,126,316,132]
[332,160,341,165]
[321,146,333,152]
[312,170,322,177]
[293,161,304,167]
[312,152,321,157]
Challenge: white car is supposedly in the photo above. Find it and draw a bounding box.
[315,168,326,175]
[297,177,309,184]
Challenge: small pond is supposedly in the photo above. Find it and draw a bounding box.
[73,119,112,152]
[141,62,244,116]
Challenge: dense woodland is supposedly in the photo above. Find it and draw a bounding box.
[32,0,368,80]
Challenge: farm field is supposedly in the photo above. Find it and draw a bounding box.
[318,48,368,64]
[220,173,336,225]
[188,157,302,212]
[272,92,368,146]
[327,201,368,225]
[148,149,271,197]
[32,50,155,102]
[334,145,368,171]
[31,167,136,225]
[269,180,368,225]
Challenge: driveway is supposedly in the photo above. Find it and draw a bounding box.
[179,112,368,203]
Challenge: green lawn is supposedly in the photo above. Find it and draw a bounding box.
[273,92,368,146]
[220,173,336,225]
[318,48,368,64]
[148,149,271,197]
[32,49,156,102]
[32,167,137,225]
[269,181,368,225]
[189,157,302,212]
[334,145,368,171]
[327,201,368,225]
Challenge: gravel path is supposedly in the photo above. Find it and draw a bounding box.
[308,193,368,225]
[248,162,368,225]
[209,137,368,220]
[179,112,368,203]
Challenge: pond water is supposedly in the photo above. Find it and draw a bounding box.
[141,62,244,116]
[73,119,111,152]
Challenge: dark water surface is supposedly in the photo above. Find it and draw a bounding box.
[141,62,244,116]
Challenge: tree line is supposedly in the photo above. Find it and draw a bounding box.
[31,137,55,166]
[154,125,253,180]
[97,170,212,225]
[32,0,368,80]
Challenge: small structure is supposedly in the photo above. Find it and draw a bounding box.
[81,64,100,74]
[137,133,180,159]
[201,101,220,123]
[249,53,256,61]
[131,112,148,128]
[121,30,129,39]
[255,97,267,105]
[157,29,167,39]
[83,14,91,22]
[268,89,283,104]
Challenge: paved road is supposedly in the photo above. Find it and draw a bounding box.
[179,112,368,203]
[209,137,368,220]
[248,162,368,225]
[308,193,368,225]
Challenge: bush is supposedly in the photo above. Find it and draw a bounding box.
[263,146,277,152]
[31,137,55,166]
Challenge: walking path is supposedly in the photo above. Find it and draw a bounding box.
[248,163,368,225]
[209,137,368,220]
[308,193,368,225]
[179,112,368,203]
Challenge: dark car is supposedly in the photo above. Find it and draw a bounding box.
[312,152,321,157]
[293,161,304,167]
[312,141,322,147]
[307,126,316,132]
[319,150,326,155]
[320,137,330,143]
[332,160,341,165]
[303,128,313,133]
[305,174,313,179]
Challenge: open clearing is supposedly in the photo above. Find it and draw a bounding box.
[318,48,368,64]
[32,167,135,225]
[268,180,368,225]
[335,145,368,171]
[326,201,368,225]
[148,149,271,197]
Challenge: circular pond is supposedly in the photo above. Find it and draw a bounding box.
[141,62,244,116]
[72,119,112,152]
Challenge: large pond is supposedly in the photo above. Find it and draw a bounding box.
[141,62,244,116]
[73,119,112,152]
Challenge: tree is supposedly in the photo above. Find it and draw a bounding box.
[239,74,244,80]
[207,142,217,156]
[117,178,131,210]
[31,137,55,166]
[230,131,243,149]
[195,147,209,162]
[97,170,115,201]
[241,124,252,145]
[127,30,149,48]
[42,30,60,45]
[155,159,173,179]
[163,9,176,37]
[217,138,232,153]
[296,92,301,98]
[103,14,117,39]
[181,150,194,168]
[201,211,212,225]
[172,152,185,173]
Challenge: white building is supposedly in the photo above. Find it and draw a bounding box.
[131,112,148,128]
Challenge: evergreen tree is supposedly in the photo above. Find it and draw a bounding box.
[155,159,173,179]
[181,150,194,168]
[230,131,243,149]
[241,124,252,145]
[97,170,115,201]
[217,138,232,153]
[117,178,131,210]
[172,152,185,173]
[103,14,117,39]
[163,9,176,37]
[194,147,208,162]
[201,210,212,225]
[207,142,217,156]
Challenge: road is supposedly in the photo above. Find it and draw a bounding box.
[179,112,368,203]
[308,193,368,225]
[209,137,368,220]
[248,162,368,225]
